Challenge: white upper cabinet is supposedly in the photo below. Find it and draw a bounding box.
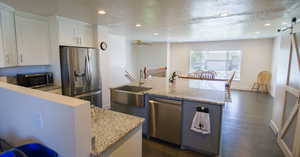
[78,24,94,47]
[58,17,95,47]
[58,18,78,46]
[0,5,18,67]
[15,13,50,65]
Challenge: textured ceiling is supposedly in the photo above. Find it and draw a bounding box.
[1,0,300,42]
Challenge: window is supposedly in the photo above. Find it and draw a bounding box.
[189,50,242,80]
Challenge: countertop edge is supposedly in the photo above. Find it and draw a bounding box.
[146,93,225,106]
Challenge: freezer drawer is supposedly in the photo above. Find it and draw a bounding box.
[148,97,182,145]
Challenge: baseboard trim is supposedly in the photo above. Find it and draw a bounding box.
[269,120,279,136]
[232,88,252,92]
[102,104,111,110]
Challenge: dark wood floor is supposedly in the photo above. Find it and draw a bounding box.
[143,91,284,157]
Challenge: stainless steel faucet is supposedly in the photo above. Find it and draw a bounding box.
[139,69,145,85]
[124,70,144,85]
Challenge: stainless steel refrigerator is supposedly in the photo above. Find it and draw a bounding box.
[60,46,102,107]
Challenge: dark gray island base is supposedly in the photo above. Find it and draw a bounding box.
[111,77,225,155]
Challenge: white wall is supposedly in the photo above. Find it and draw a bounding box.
[132,43,167,74]
[97,26,136,108]
[169,39,274,90]
[0,83,91,157]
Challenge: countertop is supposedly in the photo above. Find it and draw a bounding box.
[32,85,61,92]
[128,77,227,105]
[90,106,144,156]
[0,82,87,107]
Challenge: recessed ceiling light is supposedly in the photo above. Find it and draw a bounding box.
[97,10,106,15]
[136,24,142,27]
[255,31,261,34]
[220,11,229,17]
[264,23,271,27]
[153,33,159,36]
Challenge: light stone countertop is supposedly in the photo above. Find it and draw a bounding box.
[128,77,227,105]
[90,106,144,156]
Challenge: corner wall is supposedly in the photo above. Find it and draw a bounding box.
[97,26,136,108]
[132,43,168,74]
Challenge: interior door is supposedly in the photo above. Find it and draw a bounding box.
[278,33,300,157]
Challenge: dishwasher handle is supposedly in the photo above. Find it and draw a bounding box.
[148,98,181,106]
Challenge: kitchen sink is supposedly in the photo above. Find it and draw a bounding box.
[114,85,152,93]
[111,85,152,107]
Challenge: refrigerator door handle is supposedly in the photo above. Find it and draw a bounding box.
[87,54,92,82]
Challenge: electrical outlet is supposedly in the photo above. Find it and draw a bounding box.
[34,113,44,129]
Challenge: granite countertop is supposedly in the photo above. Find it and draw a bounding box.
[128,77,227,105]
[90,106,144,156]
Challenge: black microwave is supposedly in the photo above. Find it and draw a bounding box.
[16,72,54,87]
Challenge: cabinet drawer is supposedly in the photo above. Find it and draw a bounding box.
[182,100,223,155]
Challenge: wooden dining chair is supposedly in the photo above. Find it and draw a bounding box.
[188,70,203,78]
[251,71,271,93]
[225,72,235,101]
[200,71,217,80]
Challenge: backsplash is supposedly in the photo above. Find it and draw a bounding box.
[0,65,51,76]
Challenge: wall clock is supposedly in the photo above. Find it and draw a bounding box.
[99,41,108,51]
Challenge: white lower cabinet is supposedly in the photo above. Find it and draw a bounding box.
[15,14,50,65]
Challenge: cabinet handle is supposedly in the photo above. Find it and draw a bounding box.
[77,37,80,45]
[20,54,23,63]
[5,54,9,64]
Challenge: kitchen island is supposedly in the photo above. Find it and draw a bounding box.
[129,77,226,104]
[111,77,226,155]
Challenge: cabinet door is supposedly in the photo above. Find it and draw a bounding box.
[58,19,77,46]
[0,9,18,67]
[78,25,94,47]
[182,100,223,155]
[15,15,50,65]
[0,17,5,67]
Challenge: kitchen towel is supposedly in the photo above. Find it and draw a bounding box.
[190,107,211,134]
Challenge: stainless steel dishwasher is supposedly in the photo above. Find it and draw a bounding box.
[148,97,182,145]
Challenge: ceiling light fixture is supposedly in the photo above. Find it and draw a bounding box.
[153,33,159,36]
[136,24,142,27]
[255,31,261,34]
[97,10,106,15]
[264,23,271,27]
[220,11,229,17]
